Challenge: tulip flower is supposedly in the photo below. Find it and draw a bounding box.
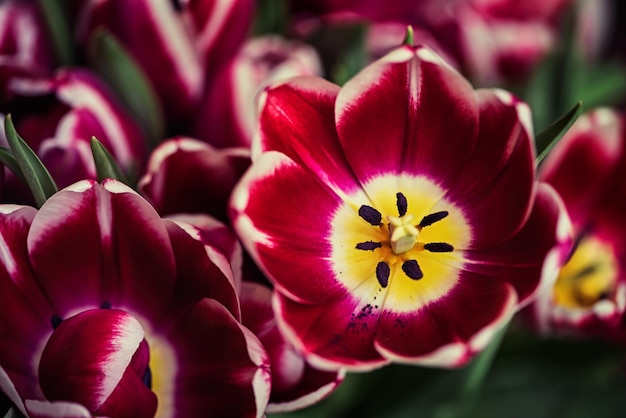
[196,35,323,148]
[241,282,344,412]
[0,179,271,417]
[0,0,55,104]
[138,137,250,221]
[532,109,626,335]
[1,68,147,202]
[76,0,254,131]
[230,45,571,370]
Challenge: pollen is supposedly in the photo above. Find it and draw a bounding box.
[553,236,618,309]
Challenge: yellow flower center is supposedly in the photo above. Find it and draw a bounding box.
[330,175,471,313]
[553,235,618,309]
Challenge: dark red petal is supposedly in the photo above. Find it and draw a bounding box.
[24,400,92,418]
[0,206,53,402]
[76,0,203,125]
[138,137,251,222]
[274,291,389,371]
[38,309,157,418]
[162,298,270,417]
[240,282,344,412]
[540,108,623,230]
[164,219,240,322]
[28,180,176,319]
[231,152,347,304]
[257,77,362,195]
[374,275,517,367]
[463,183,572,306]
[448,89,535,248]
[335,46,478,188]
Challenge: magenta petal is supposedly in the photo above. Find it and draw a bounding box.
[53,69,147,172]
[138,137,250,221]
[231,152,347,304]
[163,219,241,321]
[241,282,343,412]
[540,108,623,230]
[77,0,203,125]
[186,0,255,70]
[274,291,389,371]
[166,213,244,287]
[463,183,572,306]
[374,276,517,366]
[28,180,176,319]
[0,205,53,402]
[335,46,478,187]
[38,309,157,417]
[25,400,92,418]
[256,77,362,195]
[163,298,270,418]
[451,89,535,248]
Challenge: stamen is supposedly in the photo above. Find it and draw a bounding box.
[359,205,382,226]
[424,242,454,252]
[51,314,63,329]
[402,259,423,280]
[376,261,390,288]
[419,211,449,228]
[143,367,153,389]
[100,300,112,309]
[356,241,382,251]
[396,192,408,216]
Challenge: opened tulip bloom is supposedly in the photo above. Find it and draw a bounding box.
[0,180,270,417]
[532,109,626,335]
[230,45,571,370]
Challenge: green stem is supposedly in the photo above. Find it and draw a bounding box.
[453,320,511,418]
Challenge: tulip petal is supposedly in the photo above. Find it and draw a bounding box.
[231,152,348,304]
[25,400,92,418]
[448,89,535,248]
[38,309,157,417]
[274,291,389,371]
[27,180,176,319]
[373,276,517,366]
[77,0,203,125]
[163,219,241,321]
[0,205,52,402]
[463,183,572,305]
[335,46,478,189]
[138,137,250,221]
[539,108,623,229]
[160,298,270,418]
[256,77,363,197]
[240,282,344,412]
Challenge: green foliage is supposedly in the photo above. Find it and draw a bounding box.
[3,115,58,208]
[88,29,165,148]
[90,137,130,184]
[37,0,74,66]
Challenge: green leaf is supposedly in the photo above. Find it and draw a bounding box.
[253,0,288,35]
[88,29,165,148]
[4,115,58,207]
[402,26,414,46]
[37,0,74,66]
[535,101,583,165]
[0,146,26,184]
[90,137,129,184]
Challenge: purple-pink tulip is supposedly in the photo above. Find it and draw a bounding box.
[230,45,571,370]
[196,35,323,148]
[76,0,254,131]
[1,68,147,202]
[0,179,271,417]
[532,109,626,335]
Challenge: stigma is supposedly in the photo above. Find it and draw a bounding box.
[388,214,419,254]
